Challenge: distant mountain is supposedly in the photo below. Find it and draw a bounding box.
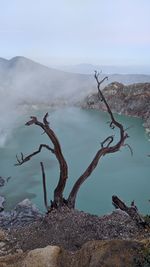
[0,57,150,106]
[0,57,95,105]
[0,57,8,65]
[58,63,150,75]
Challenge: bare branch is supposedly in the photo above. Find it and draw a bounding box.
[67,72,129,208]
[21,152,24,161]
[15,144,54,166]
[40,162,48,211]
[25,116,37,126]
[101,136,114,148]
[6,176,11,183]
[16,114,68,207]
[16,154,21,164]
[43,112,49,126]
[123,143,133,156]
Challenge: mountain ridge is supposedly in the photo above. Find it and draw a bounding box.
[0,56,150,106]
[0,56,95,105]
[58,63,150,75]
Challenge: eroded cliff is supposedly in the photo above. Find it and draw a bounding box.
[83,82,150,130]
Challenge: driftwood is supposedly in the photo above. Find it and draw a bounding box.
[112,195,146,227]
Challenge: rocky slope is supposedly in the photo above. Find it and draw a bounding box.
[82,82,150,130]
[0,202,150,266]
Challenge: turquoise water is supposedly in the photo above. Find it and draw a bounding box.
[0,107,150,215]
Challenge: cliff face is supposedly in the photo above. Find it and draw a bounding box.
[83,82,150,129]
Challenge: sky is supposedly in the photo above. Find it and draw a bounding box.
[0,0,150,66]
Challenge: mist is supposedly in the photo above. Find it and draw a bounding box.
[0,56,150,147]
[0,56,95,146]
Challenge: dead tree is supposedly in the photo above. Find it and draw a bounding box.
[15,72,130,210]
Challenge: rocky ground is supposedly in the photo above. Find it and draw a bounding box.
[0,239,150,267]
[0,204,149,254]
[82,82,150,130]
[8,207,149,253]
[0,200,150,266]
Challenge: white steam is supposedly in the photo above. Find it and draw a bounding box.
[0,57,94,146]
[0,56,149,147]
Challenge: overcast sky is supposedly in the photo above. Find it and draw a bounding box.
[0,0,150,66]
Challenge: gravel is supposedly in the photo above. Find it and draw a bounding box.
[9,206,148,252]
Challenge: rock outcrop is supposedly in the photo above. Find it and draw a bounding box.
[83,82,150,130]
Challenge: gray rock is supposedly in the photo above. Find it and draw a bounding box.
[0,241,5,248]
[0,198,42,229]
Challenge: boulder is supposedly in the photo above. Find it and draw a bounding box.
[0,239,150,267]
[60,239,150,267]
[0,245,61,267]
[22,246,61,267]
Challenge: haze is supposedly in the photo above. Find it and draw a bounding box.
[0,1,150,147]
[0,0,150,68]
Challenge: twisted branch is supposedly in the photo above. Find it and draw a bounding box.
[16,113,68,207]
[67,72,129,208]
[15,72,131,211]
[15,144,54,166]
